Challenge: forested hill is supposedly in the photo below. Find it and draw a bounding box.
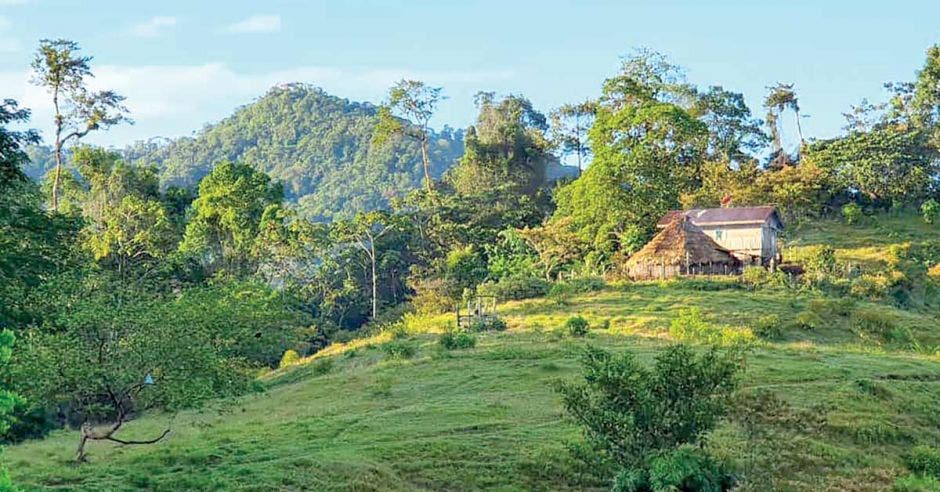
[121,84,465,220]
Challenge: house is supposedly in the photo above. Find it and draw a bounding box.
[657,206,784,266]
[622,216,741,280]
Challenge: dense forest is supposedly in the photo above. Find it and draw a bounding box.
[2,37,940,491]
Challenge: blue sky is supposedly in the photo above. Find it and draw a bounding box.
[1,0,938,150]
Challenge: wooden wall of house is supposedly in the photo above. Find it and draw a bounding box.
[625,262,742,280]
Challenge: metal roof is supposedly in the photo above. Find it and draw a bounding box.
[657,206,783,228]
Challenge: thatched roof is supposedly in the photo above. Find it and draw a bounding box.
[625,217,740,268]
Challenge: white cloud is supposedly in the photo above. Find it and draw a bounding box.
[128,16,178,38]
[225,14,281,34]
[1,62,515,146]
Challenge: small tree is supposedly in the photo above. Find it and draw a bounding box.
[557,344,742,490]
[30,39,130,212]
[6,279,280,462]
[374,80,443,193]
[550,100,597,175]
[333,211,401,319]
[922,199,939,224]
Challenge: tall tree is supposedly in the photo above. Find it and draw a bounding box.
[30,39,129,212]
[550,100,597,175]
[448,92,553,196]
[0,99,75,329]
[332,211,401,319]
[553,51,708,255]
[374,80,443,193]
[178,161,283,276]
[693,86,768,163]
[764,83,804,161]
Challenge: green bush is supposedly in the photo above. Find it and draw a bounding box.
[564,316,590,337]
[842,202,863,225]
[751,314,784,340]
[470,317,507,332]
[795,310,822,330]
[476,274,550,301]
[557,345,742,492]
[278,349,301,368]
[439,330,477,350]
[669,309,756,346]
[852,308,898,340]
[906,445,940,478]
[549,276,606,298]
[894,473,940,492]
[382,339,417,359]
[741,266,788,289]
[645,445,734,492]
[922,199,939,225]
[801,245,839,280]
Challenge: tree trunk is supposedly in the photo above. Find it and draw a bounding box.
[794,110,805,149]
[51,88,62,213]
[420,136,433,194]
[370,244,378,319]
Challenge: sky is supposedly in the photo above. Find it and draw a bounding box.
[1,0,938,151]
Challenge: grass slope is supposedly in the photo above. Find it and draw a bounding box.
[6,213,940,491]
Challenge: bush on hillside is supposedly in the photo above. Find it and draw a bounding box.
[922,199,939,225]
[439,330,477,350]
[382,339,417,359]
[564,316,590,337]
[751,314,784,340]
[801,245,839,280]
[279,349,301,368]
[741,266,789,289]
[842,202,863,225]
[557,345,742,492]
[476,274,550,301]
[906,445,940,478]
[471,317,507,332]
[669,309,756,346]
[549,276,606,299]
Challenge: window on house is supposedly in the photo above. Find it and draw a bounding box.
[714,229,723,240]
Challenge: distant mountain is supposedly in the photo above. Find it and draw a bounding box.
[119,84,464,220]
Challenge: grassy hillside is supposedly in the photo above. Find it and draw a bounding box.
[6,213,940,491]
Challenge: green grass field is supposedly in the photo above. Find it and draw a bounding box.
[6,212,940,491]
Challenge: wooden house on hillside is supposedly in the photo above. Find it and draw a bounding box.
[622,216,741,280]
[657,206,784,266]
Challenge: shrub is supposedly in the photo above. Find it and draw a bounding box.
[382,339,417,359]
[471,317,507,332]
[852,308,898,340]
[801,245,839,279]
[842,202,863,225]
[922,199,939,225]
[894,473,940,492]
[669,309,756,346]
[278,349,301,368]
[439,330,477,350]
[795,309,822,330]
[741,266,788,289]
[557,345,742,491]
[905,445,940,478]
[549,276,606,298]
[476,274,550,301]
[645,445,734,492]
[751,314,784,340]
[564,316,590,337]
